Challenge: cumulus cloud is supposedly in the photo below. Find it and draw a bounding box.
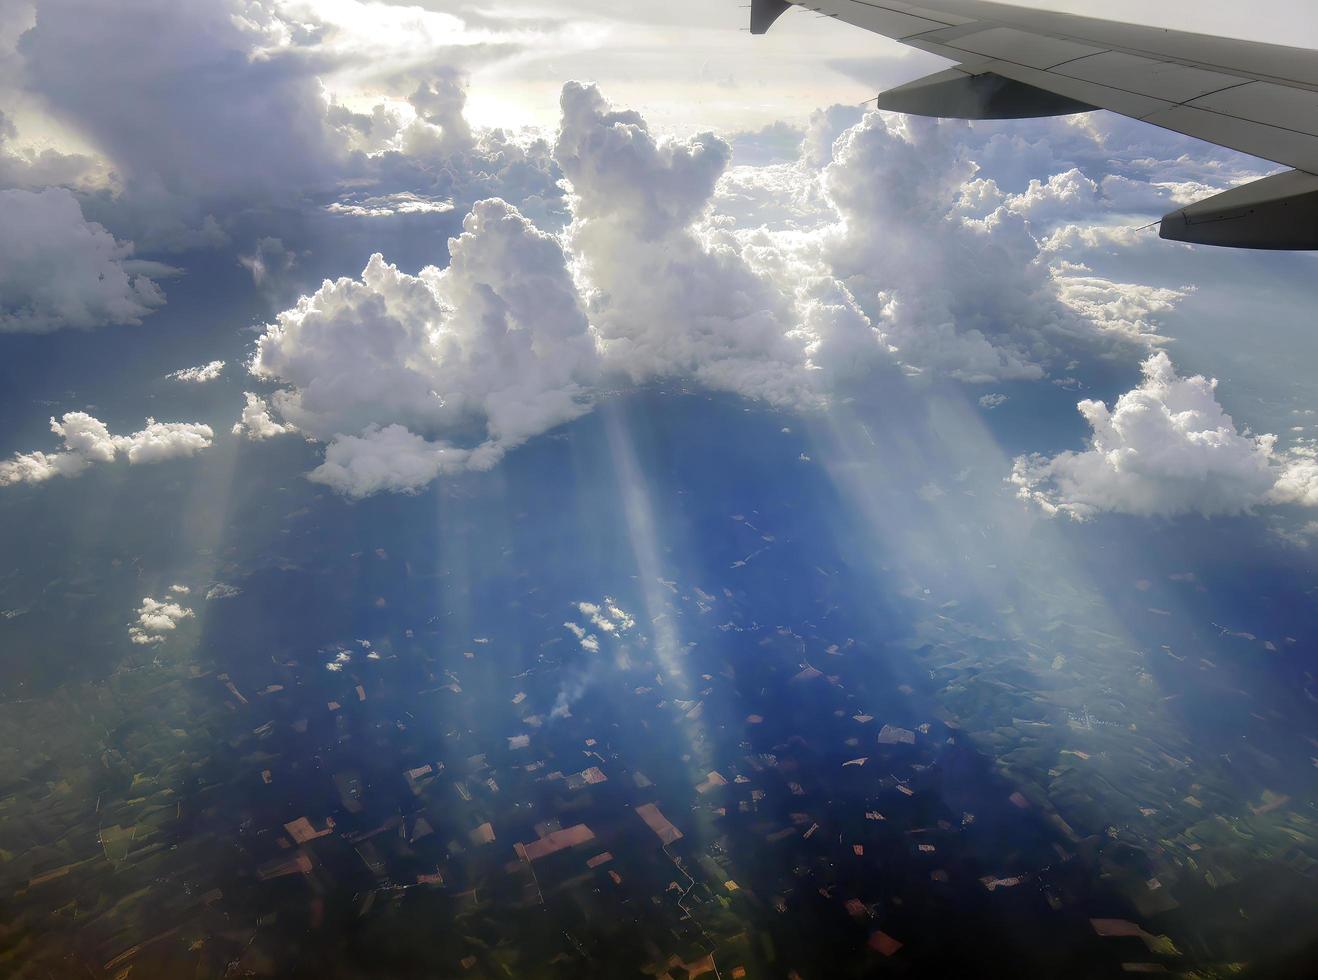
[249,197,597,497]
[0,187,164,332]
[557,82,827,407]
[1012,353,1293,519]
[0,412,213,487]
[232,392,297,441]
[232,84,1222,498]
[169,360,225,383]
[128,594,194,645]
[117,418,213,464]
[330,70,568,229]
[816,113,1143,382]
[1271,443,1318,507]
[711,106,1193,389]
[578,598,635,634]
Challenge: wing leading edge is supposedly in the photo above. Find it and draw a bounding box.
[753,0,1318,248]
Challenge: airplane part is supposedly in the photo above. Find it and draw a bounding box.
[752,1,1318,248]
[873,67,1093,118]
[1159,168,1318,249]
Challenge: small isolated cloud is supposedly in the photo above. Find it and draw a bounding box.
[577,598,636,634]
[238,237,296,288]
[0,412,213,487]
[232,392,296,441]
[205,583,241,600]
[169,360,225,383]
[1012,353,1289,519]
[0,187,164,333]
[128,594,194,645]
[979,393,1008,410]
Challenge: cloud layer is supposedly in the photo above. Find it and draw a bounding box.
[240,84,1223,499]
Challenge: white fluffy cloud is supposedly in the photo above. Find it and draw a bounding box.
[117,418,213,464]
[232,392,296,441]
[249,197,597,497]
[128,594,194,645]
[1272,443,1318,507]
[169,360,225,383]
[237,84,1232,498]
[329,69,568,229]
[0,187,164,332]
[557,82,833,408]
[1011,352,1300,519]
[813,113,1168,381]
[0,412,213,487]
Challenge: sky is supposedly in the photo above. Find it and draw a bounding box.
[1,0,1317,528]
[4,7,1318,973]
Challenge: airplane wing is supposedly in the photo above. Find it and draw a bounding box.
[751,0,1318,248]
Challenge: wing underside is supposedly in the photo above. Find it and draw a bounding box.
[753,0,1318,248]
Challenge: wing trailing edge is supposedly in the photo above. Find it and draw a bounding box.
[1159,170,1318,250]
[874,67,1093,120]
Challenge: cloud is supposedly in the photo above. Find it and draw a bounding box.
[556,81,730,239]
[117,418,213,464]
[815,113,1141,382]
[0,108,105,190]
[1271,443,1318,507]
[249,197,597,498]
[1011,353,1286,519]
[323,192,454,218]
[169,360,225,383]
[128,594,194,645]
[328,68,569,229]
[578,598,635,634]
[0,187,164,332]
[232,393,297,441]
[308,424,483,497]
[557,82,827,408]
[238,237,297,289]
[19,0,342,245]
[230,86,1240,498]
[0,412,213,487]
[711,107,1192,388]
